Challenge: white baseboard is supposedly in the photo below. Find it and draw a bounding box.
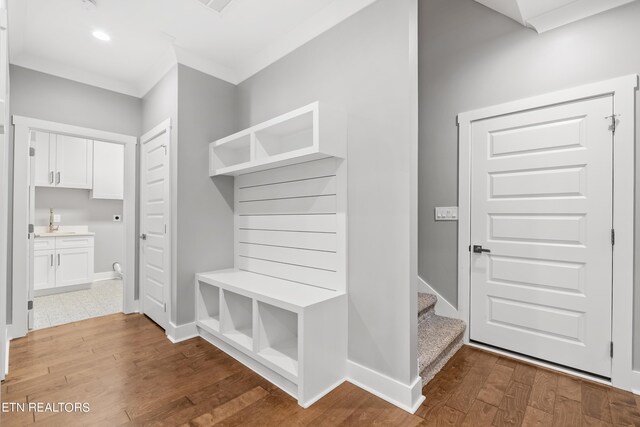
[93,271,120,282]
[166,321,198,343]
[3,329,8,378]
[418,276,459,319]
[346,360,425,414]
[627,371,640,395]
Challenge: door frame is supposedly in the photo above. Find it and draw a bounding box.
[10,116,138,339]
[457,75,638,391]
[138,118,172,332]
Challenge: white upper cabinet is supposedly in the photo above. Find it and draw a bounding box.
[56,134,93,189]
[91,141,124,200]
[33,132,93,190]
[33,131,55,187]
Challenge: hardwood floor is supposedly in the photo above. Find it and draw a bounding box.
[1,314,638,426]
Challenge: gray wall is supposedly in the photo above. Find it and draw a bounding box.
[418,0,640,364]
[8,65,142,322]
[141,65,178,312]
[141,65,236,326]
[34,188,123,273]
[238,0,418,384]
[176,64,236,325]
[10,65,141,135]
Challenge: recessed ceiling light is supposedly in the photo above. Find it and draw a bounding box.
[92,30,110,42]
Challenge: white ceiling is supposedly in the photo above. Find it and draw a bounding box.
[474,0,636,33]
[9,0,378,97]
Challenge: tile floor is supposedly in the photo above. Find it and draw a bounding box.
[32,279,123,330]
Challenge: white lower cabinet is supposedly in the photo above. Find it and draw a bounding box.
[34,236,94,291]
[33,249,55,291]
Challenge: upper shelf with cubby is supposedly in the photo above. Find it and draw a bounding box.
[209,102,346,176]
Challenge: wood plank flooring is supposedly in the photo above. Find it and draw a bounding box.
[1,313,638,426]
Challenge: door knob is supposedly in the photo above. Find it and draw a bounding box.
[139,234,147,240]
[473,245,491,254]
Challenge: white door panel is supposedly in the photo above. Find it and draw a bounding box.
[140,129,170,329]
[470,95,613,377]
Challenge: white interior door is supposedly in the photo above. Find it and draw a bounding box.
[470,95,614,377]
[140,127,170,330]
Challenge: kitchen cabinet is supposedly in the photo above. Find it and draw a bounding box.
[91,141,124,199]
[33,235,94,292]
[32,131,93,189]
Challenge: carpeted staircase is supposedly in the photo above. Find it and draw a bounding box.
[417,293,466,385]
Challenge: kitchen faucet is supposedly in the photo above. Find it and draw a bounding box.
[49,208,59,233]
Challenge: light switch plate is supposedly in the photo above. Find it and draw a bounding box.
[53,214,61,223]
[435,206,458,221]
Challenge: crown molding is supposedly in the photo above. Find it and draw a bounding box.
[475,0,636,33]
[10,53,141,97]
[10,0,382,97]
[234,0,378,83]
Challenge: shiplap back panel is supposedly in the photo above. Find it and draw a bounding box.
[235,157,345,291]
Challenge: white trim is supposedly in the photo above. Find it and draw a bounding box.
[11,54,141,97]
[10,0,380,97]
[92,271,120,282]
[10,116,138,340]
[417,276,459,319]
[346,360,425,414]
[457,74,639,391]
[468,342,613,387]
[139,118,172,331]
[166,322,198,343]
[234,0,378,83]
[12,116,137,145]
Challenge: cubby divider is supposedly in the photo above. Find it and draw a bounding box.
[257,301,299,378]
[196,281,220,333]
[221,290,253,351]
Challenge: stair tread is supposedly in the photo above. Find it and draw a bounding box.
[418,293,437,318]
[418,314,466,373]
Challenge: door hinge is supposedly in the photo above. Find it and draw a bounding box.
[606,114,620,134]
[164,303,167,312]
[28,224,34,234]
[611,229,615,246]
[29,147,36,157]
[28,300,33,310]
[610,341,614,358]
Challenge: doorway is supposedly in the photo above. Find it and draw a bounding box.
[457,75,637,390]
[10,116,137,339]
[469,95,613,377]
[139,119,171,330]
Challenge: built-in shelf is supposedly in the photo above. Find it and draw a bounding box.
[195,270,347,407]
[197,282,220,333]
[257,301,299,379]
[209,102,346,176]
[221,290,253,351]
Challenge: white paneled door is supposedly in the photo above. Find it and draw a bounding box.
[470,95,614,377]
[140,127,170,330]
